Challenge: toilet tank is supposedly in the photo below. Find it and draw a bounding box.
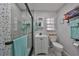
[49,36,57,42]
[48,32,57,42]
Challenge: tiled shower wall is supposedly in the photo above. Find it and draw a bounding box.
[0,3,12,56]
[0,3,31,56]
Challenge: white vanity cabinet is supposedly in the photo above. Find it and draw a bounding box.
[34,34,48,55]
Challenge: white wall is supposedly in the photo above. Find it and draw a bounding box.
[33,11,56,19]
[56,3,79,56]
[32,11,56,33]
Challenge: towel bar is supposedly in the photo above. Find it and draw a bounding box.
[5,41,13,45]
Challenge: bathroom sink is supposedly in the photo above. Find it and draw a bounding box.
[35,32,47,38]
[35,34,47,37]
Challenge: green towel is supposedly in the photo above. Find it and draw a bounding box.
[13,35,27,56]
[69,19,79,27]
[69,18,79,39]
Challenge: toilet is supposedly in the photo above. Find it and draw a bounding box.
[49,35,63,56]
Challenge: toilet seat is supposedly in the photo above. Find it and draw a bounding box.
[53,42,63,49]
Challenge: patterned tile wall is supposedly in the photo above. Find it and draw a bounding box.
[0,3,31,56]
[0,3,12,56]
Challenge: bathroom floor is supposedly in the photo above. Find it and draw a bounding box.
[32,47,56,56]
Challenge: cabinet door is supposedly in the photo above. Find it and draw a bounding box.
[41,37,48,54]
[35,37,42,55]
[37,38,42,54]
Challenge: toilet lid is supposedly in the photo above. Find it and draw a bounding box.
[53,42,63,48]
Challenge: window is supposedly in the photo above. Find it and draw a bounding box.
[46,18,55,31]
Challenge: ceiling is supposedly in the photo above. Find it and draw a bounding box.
[16,3,26,10]
[28,3,65,12]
